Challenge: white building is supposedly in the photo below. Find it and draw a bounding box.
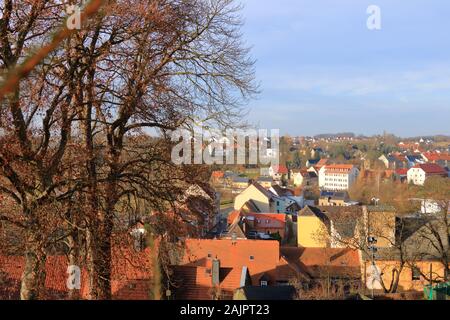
[407,164,447,186]
[318,164,359,191]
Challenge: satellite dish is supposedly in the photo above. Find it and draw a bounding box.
[366,264,382,290]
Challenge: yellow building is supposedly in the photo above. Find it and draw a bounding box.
[234,182,276,212]
[297,206,361,248]
[297,206,330,248]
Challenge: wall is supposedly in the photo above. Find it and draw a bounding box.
[297,216,328,248]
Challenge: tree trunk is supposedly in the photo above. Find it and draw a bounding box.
[20,225,46,300]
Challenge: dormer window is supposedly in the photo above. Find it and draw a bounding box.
[260,280,268,286]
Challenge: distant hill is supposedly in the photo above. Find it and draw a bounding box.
[314,132,355,139]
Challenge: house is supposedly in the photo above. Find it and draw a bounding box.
[306,159,320,168]
[318,164,359,191]
[405,155,425,168]
[394,168,409,183]
[316,158,329,170]
[365,205,397,248]
[311,147,324,159]
[379,154,408,169]
[292,169,318,188]
[211,170,224,183]
[234,181,278,213]
[407,164,447,186]
[268,165,289,181]
[422,152,450,168]
[172,239,281,300]
[297,206,362,248]
[257,176,274,188]
[318,190,358,207]
[233,286,296,300]
[236,212,289,241]
[232,176,251,191]
[362,214,450,293]
[269,185,304,213]
[279,247,361,293]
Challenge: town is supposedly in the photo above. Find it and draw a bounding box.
[0,0,449,308]
[2,133,448,301]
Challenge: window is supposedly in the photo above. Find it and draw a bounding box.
[260,281,268,286]
[412,267,421,281]
[249,255,254,261]
[207,253,212,258]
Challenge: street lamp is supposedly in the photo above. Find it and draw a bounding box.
[367,237,378,299]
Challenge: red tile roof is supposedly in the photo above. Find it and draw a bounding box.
[211,170,224,179]
[244,213,286,229]
[227,210,241,225]
[323,164,356,174]
[0,247,154,300]
[395,168,408,176]
[316,159,329,168]
[280,247,361,279]
[413,163,447,175]
[181,239,280,286]
[422,152,450,162]
[271,165,288,174]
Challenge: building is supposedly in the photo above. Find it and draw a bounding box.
[234,182,278,213]
[172,239,281,299]
[297,206,361,248]
[407,164,447,186]
[362,214,449,293]
[422,152,450,168]
[278,247,362,294]
[269,185,304,214]
[318,190,358,207]
[318,164,359,191]
[226,211,289,241]
[268,165,289,181]
[231,176,251,191]
[292,169,318,188]
[257,176,274,188]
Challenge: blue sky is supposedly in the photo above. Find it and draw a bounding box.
[241,0,450,137]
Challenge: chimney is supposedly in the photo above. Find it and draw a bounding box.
[212,258,220,286]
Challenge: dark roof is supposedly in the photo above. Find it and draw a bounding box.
[271,185,294,197]
[251,182,276,200]
[299,206,326,217]
[257,176,274,183]
[233,177,251,183]
[307,171,318,178]
[307,159,320,165]
[238,286,296,300]
[319,190,349,201]
[242,200,261,213]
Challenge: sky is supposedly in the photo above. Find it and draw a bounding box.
[240,0,450,137]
